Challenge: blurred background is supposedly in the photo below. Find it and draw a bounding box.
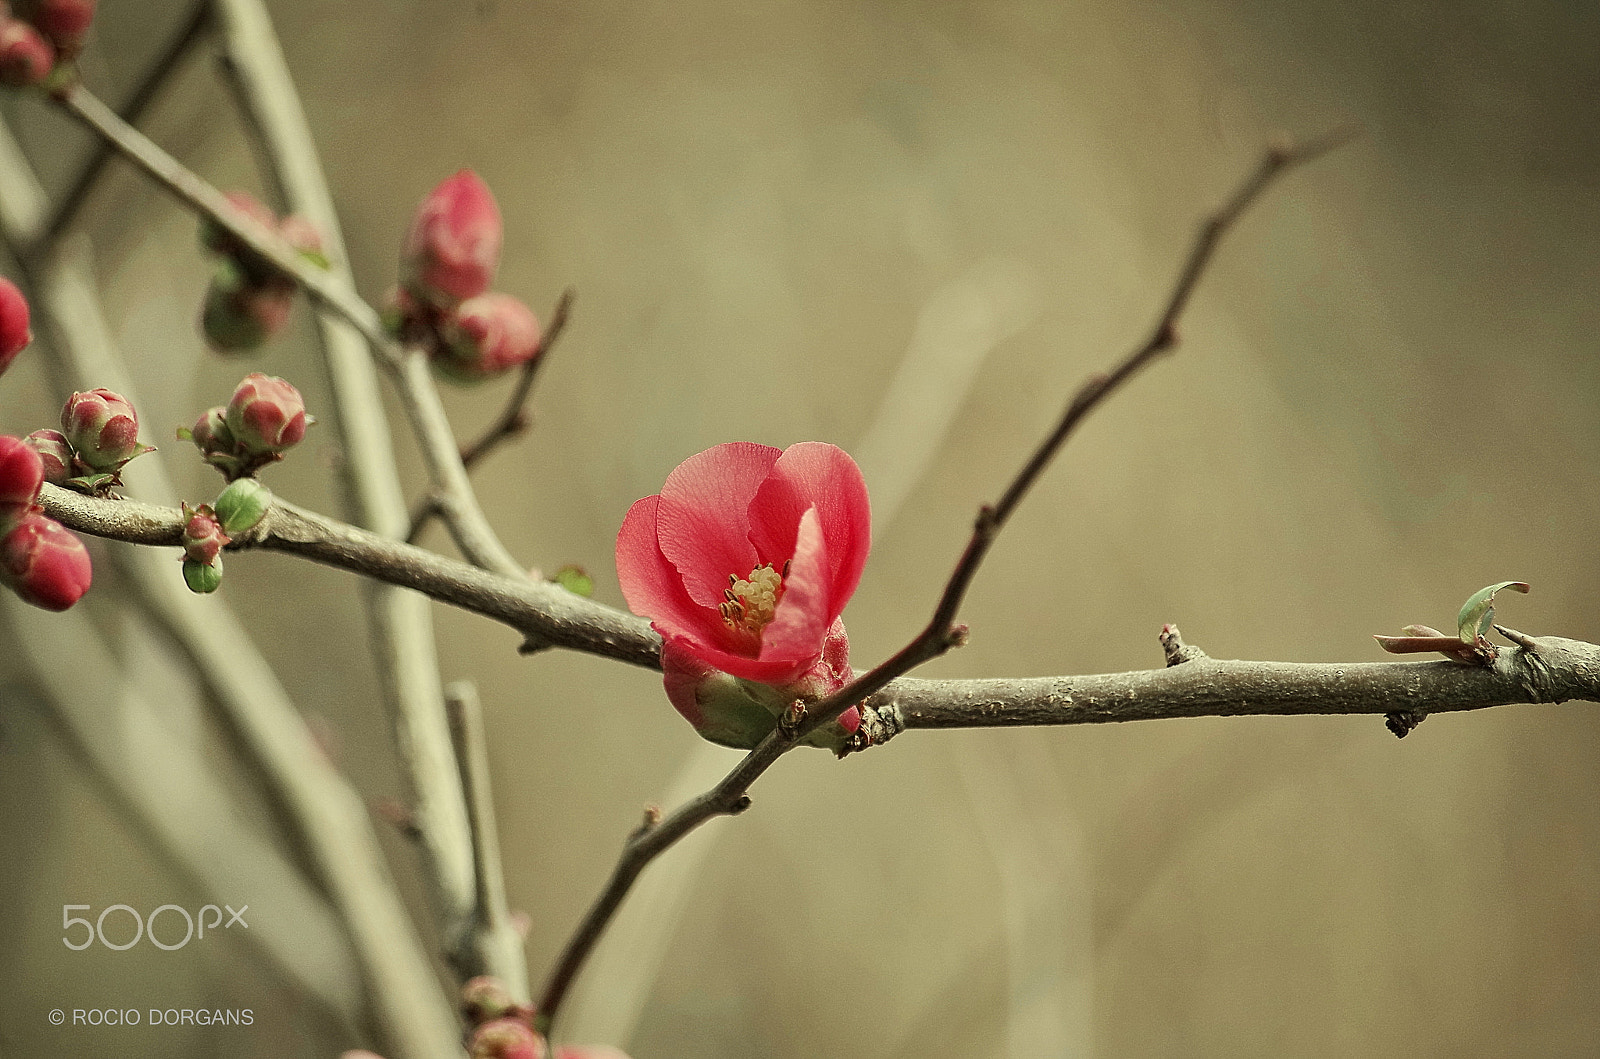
[2,0,1598,1056]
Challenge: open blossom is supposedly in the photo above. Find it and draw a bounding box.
[617,442,870,747]
[401,170,502,306]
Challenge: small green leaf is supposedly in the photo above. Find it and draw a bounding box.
[214,477,272,535]
[176,426,194,442]
[551,564,593,597]
[298,247,332,271]
[1456,581,1530,643]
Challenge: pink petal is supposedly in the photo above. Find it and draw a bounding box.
[615,496,719,640]
[655,442,780,607]
[748,442,870,621]
[757,506,831,670]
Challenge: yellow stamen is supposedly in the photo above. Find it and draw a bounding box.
[719,563,784,639]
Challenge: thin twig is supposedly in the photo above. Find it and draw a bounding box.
[211,0,480,956]
[406,288,575,543]
[51,78,529,576]
[446,682,531,998]
[35,0,213,253]
[535,129,1357,1027]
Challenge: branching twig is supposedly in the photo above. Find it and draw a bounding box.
[50,78,529,578]
[406,288,575,543]
[211,0,481,979]
[533,127,1357,1027]
[35,0,213,253]
[446,681,530,998]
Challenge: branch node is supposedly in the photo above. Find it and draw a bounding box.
[1159,623,1208,666]
[945,623,971,649]
[728,795,753,816]
[1384,710,1426,739]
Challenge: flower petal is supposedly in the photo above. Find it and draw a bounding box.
[748,442,870,620]
[655,442,781,607]
[758,506,831,670]
[615,495,720,641]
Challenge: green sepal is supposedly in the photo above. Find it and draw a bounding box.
[182,558,223,594]
[214,477,272,535]
[1456,581,1530,644]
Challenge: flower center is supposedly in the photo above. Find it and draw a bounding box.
[719,563,785,640]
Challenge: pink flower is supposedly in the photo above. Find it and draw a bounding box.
[0,276,30,374]
[0,511,91,610]
[437,291,541,381]
[401,170,502,306]
[617,442,870,746]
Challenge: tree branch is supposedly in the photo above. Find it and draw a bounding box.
[50,78,529,578]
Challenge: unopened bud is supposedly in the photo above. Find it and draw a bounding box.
[0,275,30,374]
[180,503,230,564]
[0,434,43,512]
[23,0,94,58]
[200,272,295,353]
[23,429,69,487]
[225,373,309,456]
[436,292,540,382]
[0,511,90,610]
[0,18,53,86]
[401,170,502,306]
[60,387,150,473]
[468,1018,546,1059]
[213,477,271,535]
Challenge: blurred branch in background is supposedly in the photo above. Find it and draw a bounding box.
[0,100,461,1059]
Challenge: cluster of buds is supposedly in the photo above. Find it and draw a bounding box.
[0,0,96,87]
[173,478,272,596]
[387,171,544,382]
[0,435,91,610]
[29,388,155,495]
[198,191,327,353]
[180,373,311,480]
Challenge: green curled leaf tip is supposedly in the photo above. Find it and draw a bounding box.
[1457,581,1530,643]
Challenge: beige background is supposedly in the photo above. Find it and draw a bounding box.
[2,0,1599,1056]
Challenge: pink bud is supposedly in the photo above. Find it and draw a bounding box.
[26,0,93,57]
[0,511,91,610]
[278,213,325,257]
[24,429,70,486]
[61,388,146,472]
[225,373,308,456]
[0,434,42,511]
[437,292,541,381]
[468,1019,546,1059]
[180,505,230,565]
[401,170,502,306]
[0,275,30,374]
[0,18,52,87]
